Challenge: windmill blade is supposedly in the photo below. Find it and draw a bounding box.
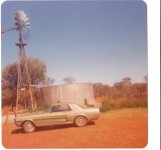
[15,10,30,41]
[15,10,30,29]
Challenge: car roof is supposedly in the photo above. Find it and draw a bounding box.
[51,102,78,106]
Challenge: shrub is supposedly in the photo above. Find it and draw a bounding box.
[120,99,147,108]
[100,101,111,112]
[100,98,148,111]
[109,99,147,109]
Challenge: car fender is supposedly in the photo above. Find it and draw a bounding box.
[74,114,89,121]
[21,119,36,127]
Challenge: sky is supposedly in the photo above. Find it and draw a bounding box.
[1,1,147,85]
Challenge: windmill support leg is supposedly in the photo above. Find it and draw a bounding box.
[15,30,36,113]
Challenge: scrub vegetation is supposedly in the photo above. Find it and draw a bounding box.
[2,59,147,113]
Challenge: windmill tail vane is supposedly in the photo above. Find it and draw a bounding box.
[2,10,30,41]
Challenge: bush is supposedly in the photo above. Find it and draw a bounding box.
[109,99,147,109]
[120,99,147,108]
[100,98,147,111]
[100,101,111,112]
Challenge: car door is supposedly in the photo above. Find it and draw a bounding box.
[64,104,75,122]
[34,105,67,126]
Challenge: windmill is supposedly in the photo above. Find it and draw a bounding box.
[2,10,35,114]
[15,10,36,114]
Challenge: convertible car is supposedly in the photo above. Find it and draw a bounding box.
[14,103,100,133]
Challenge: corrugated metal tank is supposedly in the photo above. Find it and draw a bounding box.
[40,83,95,105]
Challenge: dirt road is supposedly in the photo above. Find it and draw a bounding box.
[2,108,148,148]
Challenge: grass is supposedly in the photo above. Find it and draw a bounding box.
[100,107,148,119]
[100,98,147,112]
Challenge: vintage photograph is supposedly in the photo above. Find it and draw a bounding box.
[1,1,147,148]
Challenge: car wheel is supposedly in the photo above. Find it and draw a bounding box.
[75,116,88,127]
[23,121,36,133]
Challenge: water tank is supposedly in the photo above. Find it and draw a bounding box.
[40,83,96,106]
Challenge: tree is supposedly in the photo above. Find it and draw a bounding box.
[27,57,47,85]
[93,83,111,102]
[132,83,147,96]
[63,77,75,84]
[2,64,18,108]
[121,77,132,86]
[93,77,147,102]
[41,76,55,86]
[2,57,54,108]
[2,63,18,89]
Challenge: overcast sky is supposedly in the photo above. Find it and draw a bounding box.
[1,1,147,85]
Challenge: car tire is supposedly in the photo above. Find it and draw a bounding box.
[23,121,36,133]
[75,116,88,127]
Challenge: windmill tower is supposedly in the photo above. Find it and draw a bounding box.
[2,10,35,114]
[14,10,35,114]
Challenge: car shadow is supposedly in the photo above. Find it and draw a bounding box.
[11,122,95,134]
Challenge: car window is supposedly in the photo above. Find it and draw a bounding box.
[60,104,71,111]
[50,104,71,112]
[51,105,60,112]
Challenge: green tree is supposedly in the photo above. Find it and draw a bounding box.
[2,57,54,108]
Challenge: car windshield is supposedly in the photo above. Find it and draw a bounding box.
[45,107,52,113]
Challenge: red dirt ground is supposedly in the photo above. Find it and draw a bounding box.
[2,108,148,148]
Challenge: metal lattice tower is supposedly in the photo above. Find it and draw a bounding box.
[14,10,34,114]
